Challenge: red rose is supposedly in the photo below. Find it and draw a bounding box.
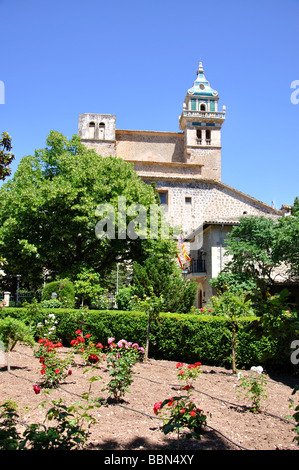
[88,354,99,364]
[68,370,72,375]
[85,334,92,338]
[176,362,183,368]
[183,385,191,390]
[75,329,81,335]
[96,343,103,349]
[55,369,60,374]
[33,385,41,394]
[40,369,45,375]
[153,401,162,415]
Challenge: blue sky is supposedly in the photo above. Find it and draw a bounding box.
[0,0,298,209]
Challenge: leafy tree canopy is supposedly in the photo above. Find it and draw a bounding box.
[0,131,177,289]
[212,211,299,297]
[0,132,14,181]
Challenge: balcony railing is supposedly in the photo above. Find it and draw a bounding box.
[188,259,206,274]
[183,111,225,120]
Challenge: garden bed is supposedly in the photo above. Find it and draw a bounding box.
[1,344,298,451]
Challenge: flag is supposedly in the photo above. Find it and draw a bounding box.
[176,253,184,269]
[180,235,191,261]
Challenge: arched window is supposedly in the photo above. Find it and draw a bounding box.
[196,129,202,143]
[98,122,105,140]
[206,129,211,144]
[200,103,206,111]
[89,122,95,139]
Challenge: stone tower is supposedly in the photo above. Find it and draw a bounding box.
[78,113,116,157]
[179,62,226,181]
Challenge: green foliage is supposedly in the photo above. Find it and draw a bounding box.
[40,298,63,308]
[208,290,255,318]
[132,250,197,314]
[0,316,34,371]
[207,290,255,373]
[222,216,279,295]
[209,270,259,297]
[0,316,34,352]
[73,267,102,307]
[0,132,14,181]
[258,290,299,351]
[234,366,267,412]
[275,215,299,279]
[154,395,207,447]
[0,130,161,287]
[42,279,75,308]
[0,400,21,449]
[2,307,297,369]
[116,286,134,310]
[291,197,299,217]
[103,339,143,401]
[214,210,299,299]
[130,291,164,360]
[0,399,96,450]
[35,338,73,388]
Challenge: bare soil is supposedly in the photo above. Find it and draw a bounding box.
[1,344,298,452]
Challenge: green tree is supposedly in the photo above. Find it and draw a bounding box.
[275,215,299,279]
[225,217,279,289]
[291,197,299,217]
[209,290,255,373]
[0,317,34,372]
[130,290,164,361]
[0,131,172,289]
[0,132,14,181]
[73,267,103,307]
[132,243,197,313]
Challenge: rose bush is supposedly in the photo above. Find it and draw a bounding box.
[153,395,207,448]
[70,329,104,365]
[176,361,202,391]
[35,338,73,388]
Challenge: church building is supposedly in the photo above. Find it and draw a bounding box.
[78,62,290,307]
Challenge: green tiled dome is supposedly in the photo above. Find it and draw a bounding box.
[187,62,218,97]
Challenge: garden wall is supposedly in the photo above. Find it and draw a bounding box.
[0,308,295,370]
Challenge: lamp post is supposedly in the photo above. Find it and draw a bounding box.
[16,274,21,307]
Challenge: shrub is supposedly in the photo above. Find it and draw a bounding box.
[116,286,134,310]
[0,316,35,371]
[1,307,297,370]
[42,279,75,308]
[40,298,63,308]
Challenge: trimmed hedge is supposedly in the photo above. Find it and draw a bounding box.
[0,307,295,370]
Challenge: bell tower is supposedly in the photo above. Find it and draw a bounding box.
[179,62,226,181]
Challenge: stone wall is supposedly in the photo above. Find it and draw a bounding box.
[115,130,185,164]
[150,179,281,238]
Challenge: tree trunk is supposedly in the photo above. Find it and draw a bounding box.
[144,318,151,362]
[232,323,237,374]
